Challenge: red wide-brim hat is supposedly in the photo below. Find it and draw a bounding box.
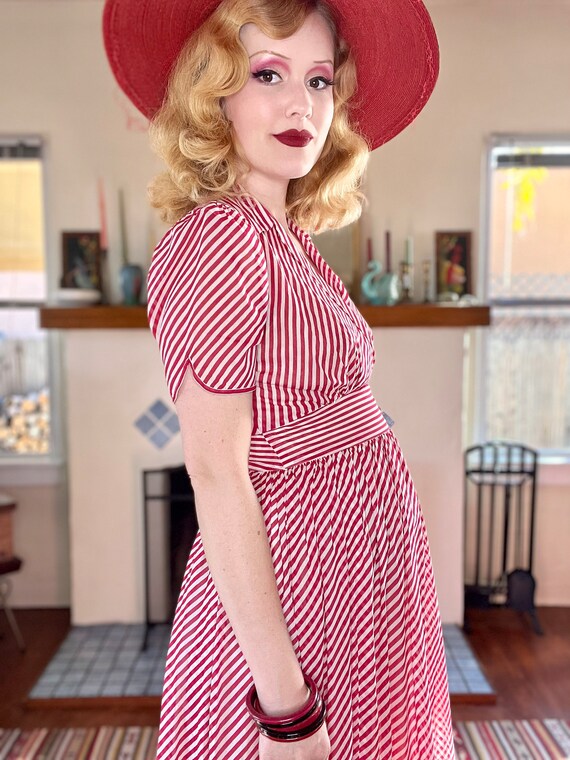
[103,0,439,150]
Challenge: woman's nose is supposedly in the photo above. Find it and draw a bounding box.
[285,82,313,120]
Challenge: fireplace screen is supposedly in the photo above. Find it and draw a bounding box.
[142,465,198,627]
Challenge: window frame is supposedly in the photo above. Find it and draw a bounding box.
[0,134,64,470]
[471,133,570,466]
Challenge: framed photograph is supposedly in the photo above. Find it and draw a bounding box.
[435,231,472,297]
[61,231,102,290]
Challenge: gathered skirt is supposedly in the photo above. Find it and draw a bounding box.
[156,429,455,759]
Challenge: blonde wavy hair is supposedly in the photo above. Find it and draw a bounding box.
[148,0,370,232]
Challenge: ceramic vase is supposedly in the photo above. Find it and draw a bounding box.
[119,263,143,306]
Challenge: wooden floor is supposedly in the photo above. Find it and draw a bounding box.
[453,607,570,721]
[1,607,569,728]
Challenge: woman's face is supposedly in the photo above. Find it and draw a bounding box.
[223,12,335,191]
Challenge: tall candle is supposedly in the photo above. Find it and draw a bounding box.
[98,178,108,251]
[119,188,129,266]
[367,237,373,264]
[405,236,414,267]
[385,231,392,273]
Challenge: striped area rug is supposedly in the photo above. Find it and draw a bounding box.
[455,719,570,759]
[0,727,158,759]
[1,721,569,759]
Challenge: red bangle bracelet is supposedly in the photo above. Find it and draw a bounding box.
[257,700,326,743]
[246,673,319,727]
[245,673,326,742]
[250,692,323,733]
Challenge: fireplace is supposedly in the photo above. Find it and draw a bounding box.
[142,464,198,633]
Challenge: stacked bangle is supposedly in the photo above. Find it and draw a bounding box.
[246,673,326,742]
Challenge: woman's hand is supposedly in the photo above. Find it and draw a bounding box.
[259,722,331,760]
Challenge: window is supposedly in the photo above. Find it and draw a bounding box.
[480,136,570,456]
[0,137,52,457]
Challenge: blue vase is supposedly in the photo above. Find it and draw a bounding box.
[361,261,402,305]
[119,263,144,305]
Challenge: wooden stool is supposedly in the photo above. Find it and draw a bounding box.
[0,493,17,556]
[0,494,25,651]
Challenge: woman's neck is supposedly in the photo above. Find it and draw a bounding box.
[237,177,288,228]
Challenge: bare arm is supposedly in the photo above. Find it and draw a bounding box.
[175,367,307,715]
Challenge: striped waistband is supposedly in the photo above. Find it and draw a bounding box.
[248,384,391,472]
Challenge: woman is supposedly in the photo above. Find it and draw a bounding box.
[103,0,455,757]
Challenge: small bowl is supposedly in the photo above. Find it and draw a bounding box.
[55,288,102,306]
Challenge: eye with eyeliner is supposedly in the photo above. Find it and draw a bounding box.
[310,75,335,89]
[251,69,335,88]
[251,69,281,85]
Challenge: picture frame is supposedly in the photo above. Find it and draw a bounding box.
[61,231,102,290]
[435,231,472,297]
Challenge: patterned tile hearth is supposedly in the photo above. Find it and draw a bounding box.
[28,624,169,700]
[27,623,493,702]
[443,624,494,699]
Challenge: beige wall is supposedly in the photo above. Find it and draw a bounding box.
[2,473,69,606]
[371,329,467,622]
[534,475,570,606]
[37,327,469,624]
[1,0,570,619]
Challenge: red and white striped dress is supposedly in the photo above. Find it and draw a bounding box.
[147,192,454,759]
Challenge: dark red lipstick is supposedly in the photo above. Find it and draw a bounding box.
[273,130,313,147]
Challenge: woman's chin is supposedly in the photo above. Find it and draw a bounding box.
[284,161,319,180]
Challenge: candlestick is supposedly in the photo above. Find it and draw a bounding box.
[399,260,414,303]
[96,179,110,304]
[118,188,129,266]
[98,178,108,252]
[422,258,432,303]
[385,231,392,273]
[405,236,414,267]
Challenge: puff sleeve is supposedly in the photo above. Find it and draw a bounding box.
[147,203,269,403]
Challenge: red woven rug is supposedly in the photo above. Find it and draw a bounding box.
[454,719,570,759]
[0,727,158,759]
[1,721,569,758]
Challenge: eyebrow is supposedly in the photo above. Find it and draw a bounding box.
[249,50,333,65]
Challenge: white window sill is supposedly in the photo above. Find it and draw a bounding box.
[0,458,65,487]
[537,460,570,486]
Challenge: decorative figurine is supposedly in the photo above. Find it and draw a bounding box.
[360,232,402,305]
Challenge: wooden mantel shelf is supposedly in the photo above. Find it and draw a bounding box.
[360,303,490,328]
[40,306,150,329]
[40,304,490,330]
